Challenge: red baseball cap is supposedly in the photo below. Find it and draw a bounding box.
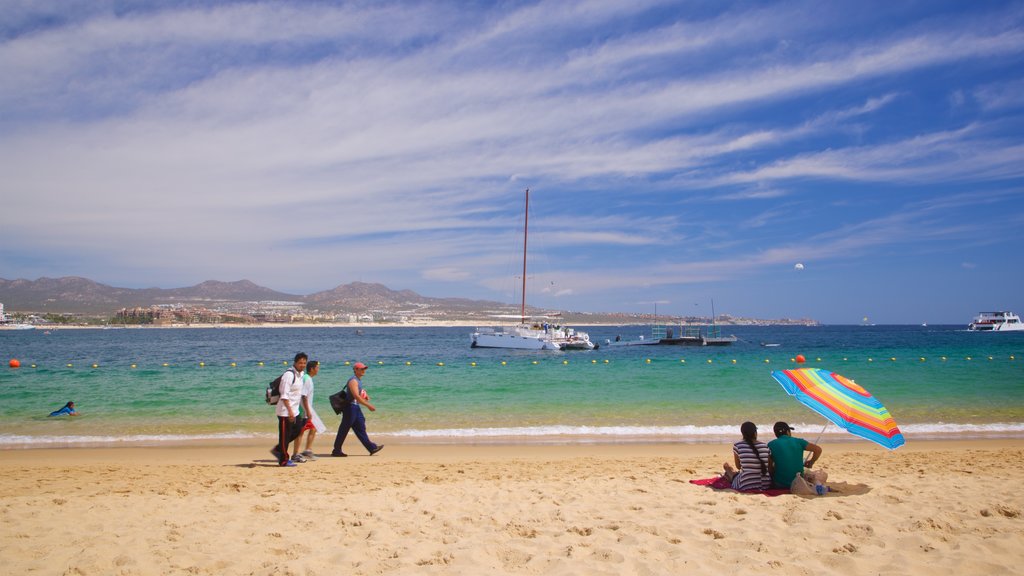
[353,362,368,370]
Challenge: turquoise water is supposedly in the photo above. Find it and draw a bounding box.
[0,325,1021,446]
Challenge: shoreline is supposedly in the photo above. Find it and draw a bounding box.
[2,436,1017,467]
[2,436,1014,459]
[0,320,823,329]
[4,434,1020,452]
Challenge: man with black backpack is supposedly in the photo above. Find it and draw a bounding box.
[271,352,308,467]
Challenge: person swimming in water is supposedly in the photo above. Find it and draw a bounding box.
[48,401,78,417]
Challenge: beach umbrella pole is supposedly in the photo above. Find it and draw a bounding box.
[806,423,828,465]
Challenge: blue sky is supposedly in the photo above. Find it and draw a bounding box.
[1,1,1022,324]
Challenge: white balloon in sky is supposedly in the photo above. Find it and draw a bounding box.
[794,263,805,270]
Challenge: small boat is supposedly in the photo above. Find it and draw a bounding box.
[470,189,595,351]
[605,324,735,347]
[968,311,1024,332]
[2,323,35,330]
[605,334,659,347]
[760,342,781,347]
[655,323,736,346]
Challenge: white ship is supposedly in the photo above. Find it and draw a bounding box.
[471,323,595,350]
[470,189,596,351]
[968,311,1024,332]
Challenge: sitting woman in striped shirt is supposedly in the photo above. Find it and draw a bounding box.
[721,421,771,491]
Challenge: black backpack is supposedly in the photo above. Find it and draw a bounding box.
[265,368,297,405]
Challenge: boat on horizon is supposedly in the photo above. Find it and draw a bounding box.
[470,189,596,351]
[0,323,35,330]
[968,311,1024,332]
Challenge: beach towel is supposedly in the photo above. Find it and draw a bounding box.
[689,476,790,497]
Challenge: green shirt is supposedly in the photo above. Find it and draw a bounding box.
[768,435,809,488]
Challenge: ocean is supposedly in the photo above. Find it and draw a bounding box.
[1,325,1021,447]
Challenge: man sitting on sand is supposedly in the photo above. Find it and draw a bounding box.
[768,421,827,491]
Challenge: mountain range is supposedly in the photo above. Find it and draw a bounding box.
[0,276,522,318]
[0,277,819,325]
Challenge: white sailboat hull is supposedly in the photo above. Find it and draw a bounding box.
[471,327,562,350]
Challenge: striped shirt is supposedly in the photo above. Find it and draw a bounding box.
[731,440,771,491]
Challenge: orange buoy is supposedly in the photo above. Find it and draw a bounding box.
[795,354,806,364]
[9,359,20,368]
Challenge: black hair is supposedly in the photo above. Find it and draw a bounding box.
[294,352,308,363]
[740,421,767,476]
[307,360,319,371]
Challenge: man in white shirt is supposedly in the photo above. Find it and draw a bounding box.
[271,352,307,467]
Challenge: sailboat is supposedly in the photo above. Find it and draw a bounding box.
[470,189,596,351]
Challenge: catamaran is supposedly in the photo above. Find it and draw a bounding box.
[470,190,596,351]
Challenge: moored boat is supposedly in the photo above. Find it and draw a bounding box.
[469,189,596,351]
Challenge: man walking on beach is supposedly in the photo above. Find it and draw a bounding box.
[768,421,827,490]
[331,362,383,457]
[272,352,308,467]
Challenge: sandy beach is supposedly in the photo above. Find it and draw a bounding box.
[1,439,1021,575]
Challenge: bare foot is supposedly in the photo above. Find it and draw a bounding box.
[722,462,737,481]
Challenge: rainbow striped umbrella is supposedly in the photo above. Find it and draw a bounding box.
[771,368,905,450]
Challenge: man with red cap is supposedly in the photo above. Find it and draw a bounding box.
[331,362,383,457]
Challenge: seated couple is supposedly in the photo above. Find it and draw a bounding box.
[722,421,828,494]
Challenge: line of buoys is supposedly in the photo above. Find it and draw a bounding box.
[8,355,1020,370]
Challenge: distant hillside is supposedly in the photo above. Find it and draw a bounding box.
[153,280,301,303]
[306,281,511,313]
[0,277,302,314]
[0,276,818,325]
[0,276,518,317]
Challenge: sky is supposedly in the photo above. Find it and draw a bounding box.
[1,0,1022,324]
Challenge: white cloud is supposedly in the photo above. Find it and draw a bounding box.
[974,78,1024,111]
[422,267,472,282]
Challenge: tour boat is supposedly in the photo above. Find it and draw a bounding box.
[968,311,1024,332]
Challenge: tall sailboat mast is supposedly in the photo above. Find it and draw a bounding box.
[520,188,529,325]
